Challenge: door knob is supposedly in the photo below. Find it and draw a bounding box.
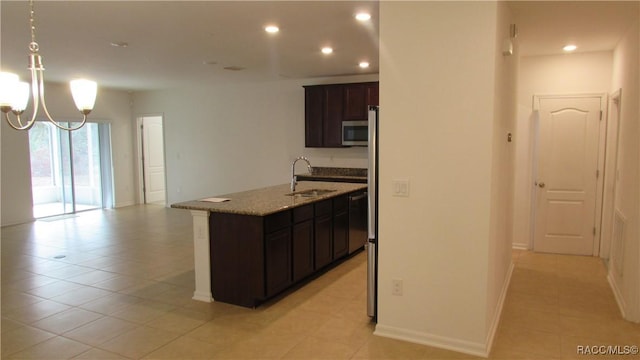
[538,182,545,188]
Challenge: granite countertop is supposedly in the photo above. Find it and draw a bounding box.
[171,181,367,216]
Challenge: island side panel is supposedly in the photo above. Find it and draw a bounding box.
[209,212,265,307]
[190,210,213,302]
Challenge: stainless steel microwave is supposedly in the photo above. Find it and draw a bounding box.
[342,121,368,146]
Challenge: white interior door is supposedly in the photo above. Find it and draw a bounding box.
[142,116,166,204]
[533,95,602,255]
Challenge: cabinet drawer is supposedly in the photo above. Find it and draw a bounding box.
[265,211,291,233]
[315,199,332,216]
[293,204,314,223]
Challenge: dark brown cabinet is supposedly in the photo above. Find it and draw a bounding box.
[324,86,344,147]
[314,199,333,269]
[209,193,354,308]
[333,196,349,259]
[209,213,264,308]
[304,85,343,147]
[304,82,378,148]
[304,86,324,147]
[265,227,292,296]
[343,82,379,120]
[292,205,314,282]
[264,210,293,297]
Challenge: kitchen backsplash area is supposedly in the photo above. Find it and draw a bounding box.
[296,166,367,183]
[311,167,367,177]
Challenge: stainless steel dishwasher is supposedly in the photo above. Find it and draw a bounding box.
[348,191,368,254]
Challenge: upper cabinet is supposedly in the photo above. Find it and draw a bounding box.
[343,82,379,120]
[304,85,326,147]
[304,82,379,148]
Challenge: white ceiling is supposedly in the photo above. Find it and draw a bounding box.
[1,1,637,92]
[509,1,638,56]
[1,1,380,90]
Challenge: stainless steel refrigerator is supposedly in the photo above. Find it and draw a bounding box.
[367,105,379,320]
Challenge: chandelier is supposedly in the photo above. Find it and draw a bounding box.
[0,0,97,131]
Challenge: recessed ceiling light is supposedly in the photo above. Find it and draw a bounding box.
[321,47,333,55]
[265,25,279,33]
[359,61,370,69]
[355,12,371,21]
[563,44,577,52]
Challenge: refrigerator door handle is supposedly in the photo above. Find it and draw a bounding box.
[368,106,377,241]
[367,105,378,319]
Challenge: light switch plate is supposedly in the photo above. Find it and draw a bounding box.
[392,179,409,197]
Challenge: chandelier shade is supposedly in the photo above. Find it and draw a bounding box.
[70,79,98,114]
[0,72,20,108]
[13,82,31,112]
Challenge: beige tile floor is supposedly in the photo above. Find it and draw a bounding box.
[2,205,639,359]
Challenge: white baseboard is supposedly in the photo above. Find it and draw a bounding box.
[512,243,529,250]
[114,200,135,208]
[485,261,514,355]
[1,217,36,227]
[374,324,488,358]
[374,262,514,358]
[192,291,213,303]
[608,271,627,319]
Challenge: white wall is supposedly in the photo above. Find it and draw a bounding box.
[608,16,640,322]
[1,120,32,225]
[132,74,377,205]
[0,83,136,226]
[513,51,614,248]
[376,2,513,356]
[486,0,518,346]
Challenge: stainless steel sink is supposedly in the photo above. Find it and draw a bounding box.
[285,189,336,197]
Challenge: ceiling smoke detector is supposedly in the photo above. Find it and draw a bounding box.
[110,41,129,48]
[224,66,245,71]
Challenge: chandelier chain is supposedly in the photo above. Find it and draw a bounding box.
[29,0,39,53]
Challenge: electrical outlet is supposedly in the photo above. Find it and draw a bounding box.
[392,278,403,296]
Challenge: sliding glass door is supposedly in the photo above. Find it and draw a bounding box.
[29,121,112,218]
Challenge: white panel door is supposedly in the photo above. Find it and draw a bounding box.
[142,116,166,204]
[534,96,602,255]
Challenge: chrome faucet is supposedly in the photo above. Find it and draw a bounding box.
[291,156,312,192]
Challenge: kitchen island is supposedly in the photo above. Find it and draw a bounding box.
[172,181,367,307]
